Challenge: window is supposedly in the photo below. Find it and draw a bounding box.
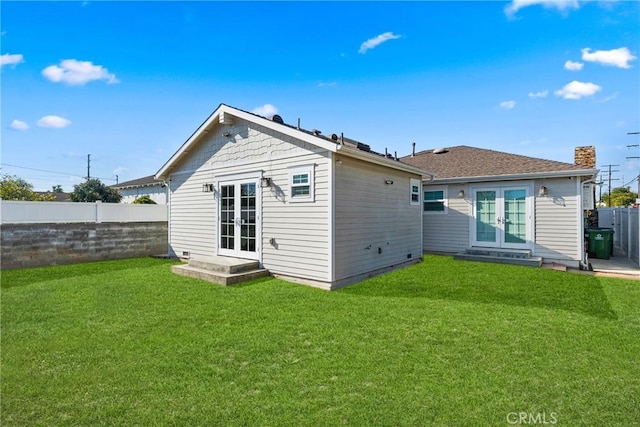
[424,188,447,214]
[289,165,314,202]
[410,178,421,205]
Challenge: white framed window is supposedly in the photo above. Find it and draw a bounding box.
[410,178,421,205]
[289,165,314,203]
[424,187,447,214]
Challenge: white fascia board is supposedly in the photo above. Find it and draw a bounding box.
[424,169,599,184]
[336,144,435,177]
[222,107,339,152]
[155,106,224,180]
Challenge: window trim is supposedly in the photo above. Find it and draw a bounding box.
[423,186,448,215]
[288,164,315,203]
[410,178,421,206]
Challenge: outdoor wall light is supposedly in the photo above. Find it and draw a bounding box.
[261,177,272,188]
[458,189,465,198]
[202,183,214,193]
[385,179,394,185]
[538,186,548,197]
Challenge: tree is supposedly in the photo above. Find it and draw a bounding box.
[600,186,638,207]
[70,178,122,203]
[51,185,64,193]
[132,195,157,204]
[0,174,54,201]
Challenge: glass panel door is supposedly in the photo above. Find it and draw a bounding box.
[503,189,527,245]
[218,180,259,259]
[239,183,257,254]
[220,184,235,251]
[472,186,529,249]
[476,190,498,246]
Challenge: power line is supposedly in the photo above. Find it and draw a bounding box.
[0,163,115,182]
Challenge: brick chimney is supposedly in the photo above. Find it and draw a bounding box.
[574,146,596,168]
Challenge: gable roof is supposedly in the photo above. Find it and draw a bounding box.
[400,145,598,183]
[155,104,431,180]
[112,175,164,190]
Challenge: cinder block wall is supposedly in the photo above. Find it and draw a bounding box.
[1,222,168,270]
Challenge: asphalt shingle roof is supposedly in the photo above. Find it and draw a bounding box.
[113,175,164,189]
[400,145,594,180]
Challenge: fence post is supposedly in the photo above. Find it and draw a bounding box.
[95,201,102,223]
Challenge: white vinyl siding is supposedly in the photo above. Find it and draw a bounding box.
[334,156,422,282]
[422,184,470,253]
[534,177,581,266]
[167,118,330,282]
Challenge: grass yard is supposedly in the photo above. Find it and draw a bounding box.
[2,256,639,426]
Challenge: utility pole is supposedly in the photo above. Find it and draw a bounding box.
[600,164,619,207]
[87,154,91,180]
[627,131,640,202]
[115,175,119,184]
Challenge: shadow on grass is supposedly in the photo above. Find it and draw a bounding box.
[340,256,618,320]
[1,257,178,289]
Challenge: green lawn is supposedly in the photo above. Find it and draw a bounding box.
[2,256,639,426]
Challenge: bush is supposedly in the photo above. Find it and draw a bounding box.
[132,195,157,204]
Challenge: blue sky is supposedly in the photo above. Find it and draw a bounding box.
[2,1,639,193]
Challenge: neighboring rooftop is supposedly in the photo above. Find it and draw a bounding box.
[400,145,597,181]
[113,175,165,189]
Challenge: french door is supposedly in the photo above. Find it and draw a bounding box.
[472,186,531,249]
[218,179,260,259]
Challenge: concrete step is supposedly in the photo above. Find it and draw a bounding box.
[464,248,532,259]
[188,256,260,274]
[172,264,270,286]
[454,253,543,267]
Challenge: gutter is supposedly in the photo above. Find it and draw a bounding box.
[424,168,599,184]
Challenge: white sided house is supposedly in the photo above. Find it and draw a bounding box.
[112,175,167,204]
[155,104,428,289]
[400,145,599,268]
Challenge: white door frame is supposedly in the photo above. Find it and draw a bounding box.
[470,183,534,250]
[216,172,262,260]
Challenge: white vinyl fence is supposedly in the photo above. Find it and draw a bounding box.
[598,207,639,266]
[0,200,168,224]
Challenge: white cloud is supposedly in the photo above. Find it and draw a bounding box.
[10,119,28,131]
[598,92,618,103]
[528,90,549,98]
[1,53,24,67]
[505,0,579,16]
[500,100,517,109]
[564,60,584,71]
[251,104,278,117]
[358,32,401,54]
[37,115,71,128]
[581,47,636,69]
[554,81,602,100]
[42,59,119,85]
[318,81,337,87]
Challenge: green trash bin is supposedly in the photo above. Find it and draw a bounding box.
[587,228,614,260]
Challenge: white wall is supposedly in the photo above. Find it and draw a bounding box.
[119,185,167,204]
[533,177,581,265]
[0,200,167,224]
[333,155,422,283]
[422,183,470,253]
[167,117,331,282]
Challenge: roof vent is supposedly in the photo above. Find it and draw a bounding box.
[271,114,284,124]
[331,133,339,141]
[313,129,322,136]
[433,147,449,154]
